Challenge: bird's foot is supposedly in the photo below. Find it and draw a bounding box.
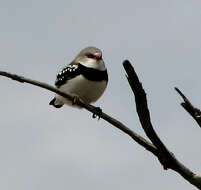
[92,107,102,120]
[72,95,80,105]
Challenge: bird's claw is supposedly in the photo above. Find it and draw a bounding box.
[72,96,79,105]
[92,107,102,120]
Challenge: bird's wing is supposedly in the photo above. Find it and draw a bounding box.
[55,62,81,88]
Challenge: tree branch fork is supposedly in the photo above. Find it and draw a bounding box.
[1,61,201,189]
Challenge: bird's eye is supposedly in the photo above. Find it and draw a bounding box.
[86,53,94,59]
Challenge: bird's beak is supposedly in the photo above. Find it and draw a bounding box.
[93,52,102,60]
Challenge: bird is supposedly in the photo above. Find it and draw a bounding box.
[49,46,108,109]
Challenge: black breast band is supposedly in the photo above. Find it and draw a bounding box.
[79,64,108,82]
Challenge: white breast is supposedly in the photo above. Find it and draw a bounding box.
[55,75,107,107]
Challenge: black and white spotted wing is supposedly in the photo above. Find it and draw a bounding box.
[55,64,80,88]
[55,63,108,88]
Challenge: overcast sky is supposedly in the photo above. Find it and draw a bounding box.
[1,0,201,189]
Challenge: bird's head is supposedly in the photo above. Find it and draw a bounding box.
[75,46,106,71]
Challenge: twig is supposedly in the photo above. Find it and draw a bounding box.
[175,87,201,128]
[123,60,201,189]
[1,64,201,189]
[0,70,158,156]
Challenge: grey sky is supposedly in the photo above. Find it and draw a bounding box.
[1,0,201,189]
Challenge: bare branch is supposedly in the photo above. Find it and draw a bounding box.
[1,64,201,189]
[123,60,201,189]
[175,87,201,128]
[123,60,171,158]
[0,70,157,156]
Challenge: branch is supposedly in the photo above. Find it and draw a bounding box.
[175,87,201,128]
[1,64,201,189]
[0,71,158,157]
[123,60,201,189]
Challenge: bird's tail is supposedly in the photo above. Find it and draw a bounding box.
[49,97,63,108]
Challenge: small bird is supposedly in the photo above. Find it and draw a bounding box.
[49,46,108,108]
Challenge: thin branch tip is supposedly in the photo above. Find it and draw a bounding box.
[123,59,131,65]
[174,87,179,91]
[175,87,183,96]
[122,60,135,72]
